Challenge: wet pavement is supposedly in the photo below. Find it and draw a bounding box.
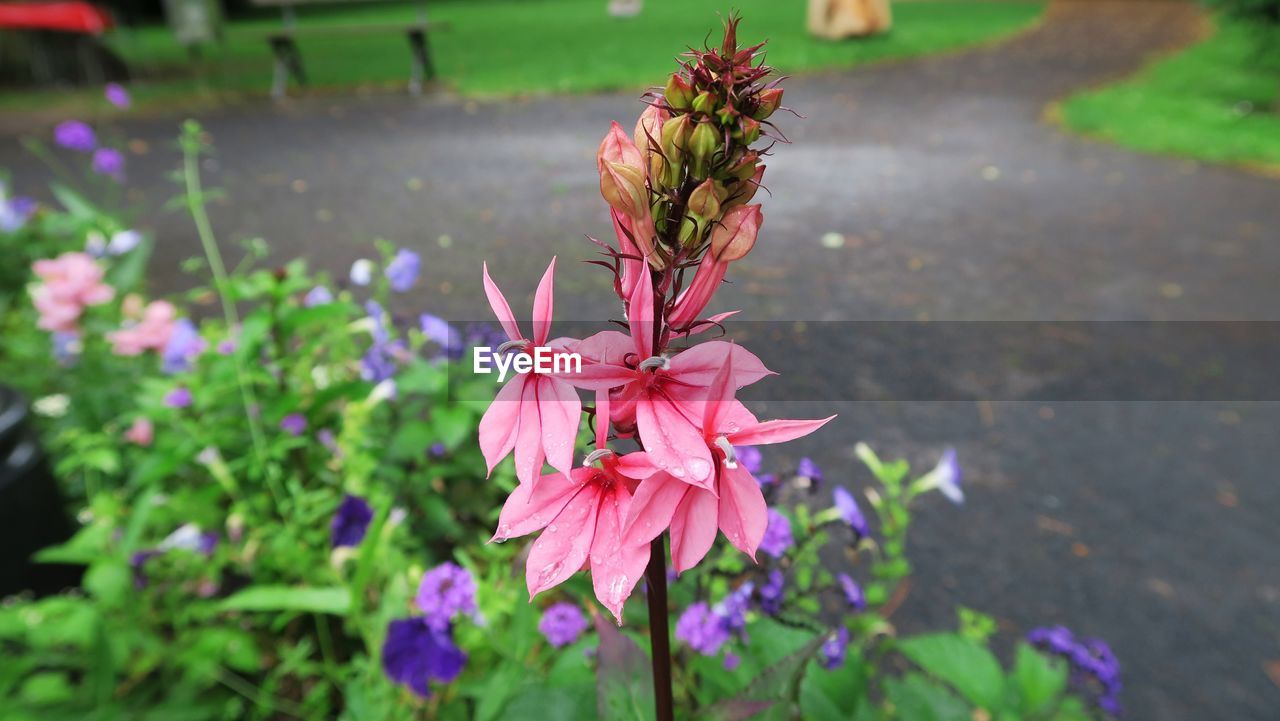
[2,2,1278,718]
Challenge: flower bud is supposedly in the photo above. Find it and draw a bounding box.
[726,151,760,181]
[753,88,783,120]
[689,121,720,179]
[725,165,765,208]
[664,74,694,111]
[686,178,723,219]
[599,161,648,219]
[598,121,643,169]
[633,105,667,159]
[691,91,717,116]
[734,117,762,145]
[711,204,762,262]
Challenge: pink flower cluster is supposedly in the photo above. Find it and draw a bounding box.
[30,252,115,332]
[107,297,177,355]
[479,22,832,623]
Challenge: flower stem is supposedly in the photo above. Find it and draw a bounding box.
[645,534,675,721]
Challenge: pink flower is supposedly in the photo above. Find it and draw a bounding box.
[566,266,772,488]
[668,204,761,330]
[597,122,660,267]
[29,252,115,332]
[478,259,582,486]
[108,300,177,356]
[492,394,649,622]
[620,352,833,572]
[124,417,154,446]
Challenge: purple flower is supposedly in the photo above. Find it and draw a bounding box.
[463,322,507,351]
[91,147,125,180]
[54,120,95,152]
[416,562,479,632]
[217,339,236,355]
[429,442,447,457]
[833,487,868,539]
[714,583,754,635]
[129,549,162,589]
[385,248,421,292]
[1028,626,1123,715]
[759,509,793,559]
[52,331,81,364]
[819,627,850,670]
[107,230,141,255]
[2,185,37,232]
[759,569,785,615]
[675,602,730,656]
[381,617,467,698]
[755,473,777,487]
[161,318,206,374]
[736,445,762,475]
[331,494,373,548]
[797,457,823,484]
[304,286,334,307]
[280,414,307,436]
[420,313,462,359]
[104,83,130,109]
[723,652,741,671]
[164,386,193,409]
[838,573,866,611]
[319,428,341,455]
[933,447,963,504]
[539,602,590,648]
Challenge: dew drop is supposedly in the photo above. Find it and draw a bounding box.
[608,575,628,605]
[548,523,559,533]
[687,458,712,479]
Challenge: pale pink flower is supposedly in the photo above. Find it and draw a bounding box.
[124,417,154,446]
[597,122,659,267]
[108,300,177,356]
[478,259,582,486]
[29,252,115,332]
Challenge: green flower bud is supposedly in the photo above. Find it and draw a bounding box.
[753,88,783,120]
[660,114,692,162]
[686,178,723,220]
[664,74,694,111]
[691,91,717,116]
[689,121,719,180]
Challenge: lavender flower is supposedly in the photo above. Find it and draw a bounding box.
[319,428,341,455]
[755,473,777,487]
[52,331,81,364]
[129,550,162,589]
[838,573,866,611]
[217,339,236,355]
[833,487,869,540]
[280,414,307,436]
[362,300,406,382]
[758,569,785,615]
[819,627,850,670]
[349,258,374,286]
[416,562,480,632]
[723,653,741,671]
[104,83,130,109]
[385,248,421,292]
[107,230,141,255]
[1,186,37,232]
[714,583,754,636]
[736,445,762,475]
[304,286,334,307]
[54,120,95,152]
[933,448,963,504]
[797,457,823,484]
[420,313,462,359]
[164,387,192,409]
[759,509,794,559]
[675,602,730,656]
[539,602,589,648]
[91,148,125,180]
[331,494,373,548]
[1028,626,1123,715]
[381,617,467,698]
[161,318,206,374]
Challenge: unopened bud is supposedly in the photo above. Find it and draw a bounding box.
[599,161,648,219]
[691,91,717,116]
[660,114,692,162]
[598,121,643,169]
[686,178,723,219]
[715,102,738,126]
[734,117,762,145]
[664,74,694,111]
[753,88,783,120]
[689,121,720,179]
[727,151,760,181]
[727,165,765,207]
[633,105,666,159]
[711,204,762,262]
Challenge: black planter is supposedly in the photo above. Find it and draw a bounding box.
[0,386,82,597]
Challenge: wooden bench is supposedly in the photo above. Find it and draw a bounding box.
[247,0,447,99]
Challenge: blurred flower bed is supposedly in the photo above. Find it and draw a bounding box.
[1,73,1120,721]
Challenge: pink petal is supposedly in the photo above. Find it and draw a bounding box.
[669,488,719,574]
[513,376,547,485]
[728,416,837,446]
[526,484,602,598]
[536,376,582,479]
[494,469,590,541]
[532,258,556,347]
[716,464,768,561]
[702,343,737,433]
[594,389,610,449]
[627,265,654,359]
[681,310,740,337]
[636,394,714,488]
[667,341,773,390]
[621,472,689,547]
[478,373,527,476]
[612,451,659,480]
[482,262,523,343]
[611,209,644,299]
[590,485,649,623]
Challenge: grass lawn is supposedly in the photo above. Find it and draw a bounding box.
[2,0,1043,116]
[1057,19,1280,171]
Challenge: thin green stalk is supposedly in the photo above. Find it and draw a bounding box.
[178,121,284,509]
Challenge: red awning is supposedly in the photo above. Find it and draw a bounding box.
[0,2,114,34]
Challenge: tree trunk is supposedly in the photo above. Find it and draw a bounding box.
[807,0,893,39]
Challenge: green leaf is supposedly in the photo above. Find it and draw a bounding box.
[594,615,655,721]
[800,655,869,721]
[898,633,1004,710]
[84,560,131,606]
[884,673,971,721]
[1012,644,1068,716]
[497,683,595,721]
[48,182,99,219]
[217,586,351,616]
[432,405,475,449]
[18,671,74,706]
[473,662,526,721]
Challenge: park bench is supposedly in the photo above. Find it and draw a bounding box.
[246,0,447,99]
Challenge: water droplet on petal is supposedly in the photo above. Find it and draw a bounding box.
[687,458,712,480]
